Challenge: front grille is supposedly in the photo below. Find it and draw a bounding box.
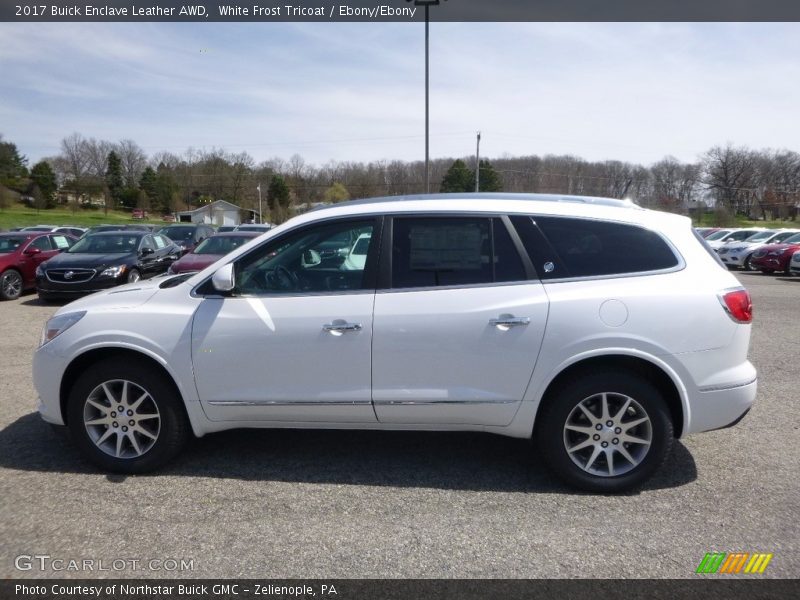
[45,268,96,283]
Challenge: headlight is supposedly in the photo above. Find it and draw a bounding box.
[100,265,127,277]
[40,311,86,347]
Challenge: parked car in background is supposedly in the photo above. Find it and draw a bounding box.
[33,193,756,493]
[36,231,180,301]
[81,225,129,237]
[21,225,60,232]
[157,224,215,256]
[706,228,766,250]
[167,231,260,275]
[749,232,800,274]
[789,250,800,275]
[235,224,273,233]
[131,209,148,220]
[216,226,237,233]
[0,232,76,300]
[718,229,800,270]
[694,227,721,238]
[53,227,87,238]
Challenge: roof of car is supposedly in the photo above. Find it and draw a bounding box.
[320,193,641,211]
[84,230,147,237]
[212,231,261,237]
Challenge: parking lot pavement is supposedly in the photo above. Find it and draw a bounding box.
[1,274,798,579]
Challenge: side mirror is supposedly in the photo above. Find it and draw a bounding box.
[24,247,42,256]
[212,263,235,292]
[141,247,154,256]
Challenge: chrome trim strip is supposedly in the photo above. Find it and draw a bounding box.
[374,399,518,406]
[207,400,373,407]
[698,376,757,393]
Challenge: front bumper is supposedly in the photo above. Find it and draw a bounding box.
[36,276,124,299]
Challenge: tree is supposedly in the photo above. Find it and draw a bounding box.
[29,161,58,209]
[139,166,158,208]
[31,184,47,214]
[0,136,28,182]
[105,151,124,210]
[439,159,474,193]
[323,182,349,203]
[267,174,290,222]
[0,184,12,211]
[476,159,503,192]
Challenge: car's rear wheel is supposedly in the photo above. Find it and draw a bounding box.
[66,358,190,473]
[0,269,23,300]
[536,371,673,493]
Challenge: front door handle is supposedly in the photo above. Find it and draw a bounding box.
[323,322,363,334]
[489,316,530,329]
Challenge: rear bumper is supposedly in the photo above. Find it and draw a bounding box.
[687,376,757,434]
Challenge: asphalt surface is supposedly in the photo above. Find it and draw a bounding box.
[0,273,798,579]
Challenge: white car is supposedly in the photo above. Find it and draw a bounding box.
[33,194,757,492]
[718,229,800,270]
[706,228,767,250]
[341,233,372,271]
[790,250,800,275]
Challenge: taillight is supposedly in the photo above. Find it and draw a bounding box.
[718,289,753,324]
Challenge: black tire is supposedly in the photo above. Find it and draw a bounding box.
[536,370,673,493]
[743,254,755,271]
[127,268,141,283]
[1,268,23,301]
[66,358,190,473]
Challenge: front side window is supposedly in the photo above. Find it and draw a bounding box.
[391,217,526,289]
[234,219,376,295]
[534,217,680,278]
[29,236,53,251]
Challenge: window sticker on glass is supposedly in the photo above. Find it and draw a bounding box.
[409,224,484,271]
[52,236,70,249]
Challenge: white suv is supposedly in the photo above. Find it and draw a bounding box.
[33,194,757,492]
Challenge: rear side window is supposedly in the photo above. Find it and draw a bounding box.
[534,217,679,278]
[391,217,526,289]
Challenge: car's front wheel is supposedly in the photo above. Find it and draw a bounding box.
[1,269,23,300]
[67,358,190,473]
[536,371,673,493]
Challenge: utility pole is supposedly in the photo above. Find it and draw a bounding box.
[256,182,262,224]
[475,131,481,193]
[409,0,445,194]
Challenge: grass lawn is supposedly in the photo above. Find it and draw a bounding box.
[0,204,165,230]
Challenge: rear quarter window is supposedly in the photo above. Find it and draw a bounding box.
[534,216,679,278]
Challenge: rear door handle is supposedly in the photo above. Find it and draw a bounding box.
[323,322,363,334]
[489,316,530,329]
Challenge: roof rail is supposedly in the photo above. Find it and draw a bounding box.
[312,192,641,211]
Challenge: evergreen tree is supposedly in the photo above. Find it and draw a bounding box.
[139,166,158,208]
[267,174,290,221]
[476,159,503,192]
[0,137,28,181]
[29,161,58,208]
[105,151,124,209]
[439,159,474,193]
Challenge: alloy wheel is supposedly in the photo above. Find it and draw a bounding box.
[563,392,652,477]
[82,379,161,459]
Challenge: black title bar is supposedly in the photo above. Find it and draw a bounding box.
[3,0,800,22]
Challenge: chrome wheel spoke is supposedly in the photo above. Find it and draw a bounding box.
[563,392,653,478]
[83,379,160,460]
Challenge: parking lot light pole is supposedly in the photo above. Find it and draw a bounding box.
[408,0,444,194]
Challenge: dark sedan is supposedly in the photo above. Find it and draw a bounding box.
[36,231,180,301]
[157,224,215,256]
[0,232,76,300]
[167,231,260,275]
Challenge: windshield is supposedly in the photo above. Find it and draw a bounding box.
[773,231,800,243]
[193,235,252,255]
[352,236,371,255]
[237,225,270,232]
[68,234,141,254]
[159,226,195,241]
[747,231,773,242]
[705,230,731,241]
[0,237,25,253]
[782,233,800,244]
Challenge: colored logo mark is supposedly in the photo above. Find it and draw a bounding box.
[696,552,773,574]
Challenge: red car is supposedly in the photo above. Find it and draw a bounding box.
[167,231,260,275]
[749,232,800,274]
[0,232,77,300]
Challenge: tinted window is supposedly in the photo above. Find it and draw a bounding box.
[69,234,142,254]
[535,217,679,278]
[0,237,25,253]
[30,236,53,251]
[235,220,375,295]
[140,235,156,251]
[391,217,526,289]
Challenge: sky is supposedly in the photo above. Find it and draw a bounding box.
[1,22,800,167]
